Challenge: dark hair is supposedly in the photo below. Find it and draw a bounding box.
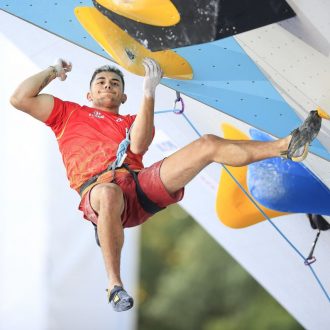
[89,65,125,90]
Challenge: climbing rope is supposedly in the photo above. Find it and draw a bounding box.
[155,91,330,303]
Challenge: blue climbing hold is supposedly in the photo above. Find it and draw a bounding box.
[247,128,330,215]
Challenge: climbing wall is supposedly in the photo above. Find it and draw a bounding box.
[1,0,328,160]
[1,1,330,329]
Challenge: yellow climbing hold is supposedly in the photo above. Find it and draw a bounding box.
[95,0,180,26]
[75,7,193,80]
[316,106,330,120]
[216,123,288,228]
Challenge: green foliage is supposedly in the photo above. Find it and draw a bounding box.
[138,205,303,330]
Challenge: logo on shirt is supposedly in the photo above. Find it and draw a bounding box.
[89,111,104,119]
[116,118,123,123]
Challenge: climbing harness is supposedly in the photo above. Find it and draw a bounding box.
[81,122,164,248]
[122,163,165,214]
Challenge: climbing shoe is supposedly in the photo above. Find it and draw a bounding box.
[281,108,329,162]
[107,285,134,312]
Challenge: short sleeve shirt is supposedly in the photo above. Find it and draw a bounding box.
[45,97,143,192]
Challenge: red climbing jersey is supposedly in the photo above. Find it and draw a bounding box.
[45,97,143,192]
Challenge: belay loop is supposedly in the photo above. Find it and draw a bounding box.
[173,91,184,114]
[112,127,131,170]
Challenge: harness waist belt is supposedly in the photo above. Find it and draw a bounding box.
[79,165,117,196]
[79,164,164,215]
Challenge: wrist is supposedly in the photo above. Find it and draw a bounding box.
[48,66,59,78]
[144,88,156,99]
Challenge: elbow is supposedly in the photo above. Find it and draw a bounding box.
[130,144,148,155]
[10,94,24,110]
[130,135,153,155]
[10,93,31,113]
[130,147,147,155]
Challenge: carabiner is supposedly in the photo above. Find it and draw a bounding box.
[304,229,321,266]
[173,91,184,114]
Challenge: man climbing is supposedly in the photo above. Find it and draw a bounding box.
[10,58,325,312]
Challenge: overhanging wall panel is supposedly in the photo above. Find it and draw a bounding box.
[0,0,328,160]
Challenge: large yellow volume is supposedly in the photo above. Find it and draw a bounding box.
[95,0,180,26]
[216,123,288,228]
[75,7,193,80]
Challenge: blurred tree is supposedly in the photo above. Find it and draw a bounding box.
[138,204,303,330]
